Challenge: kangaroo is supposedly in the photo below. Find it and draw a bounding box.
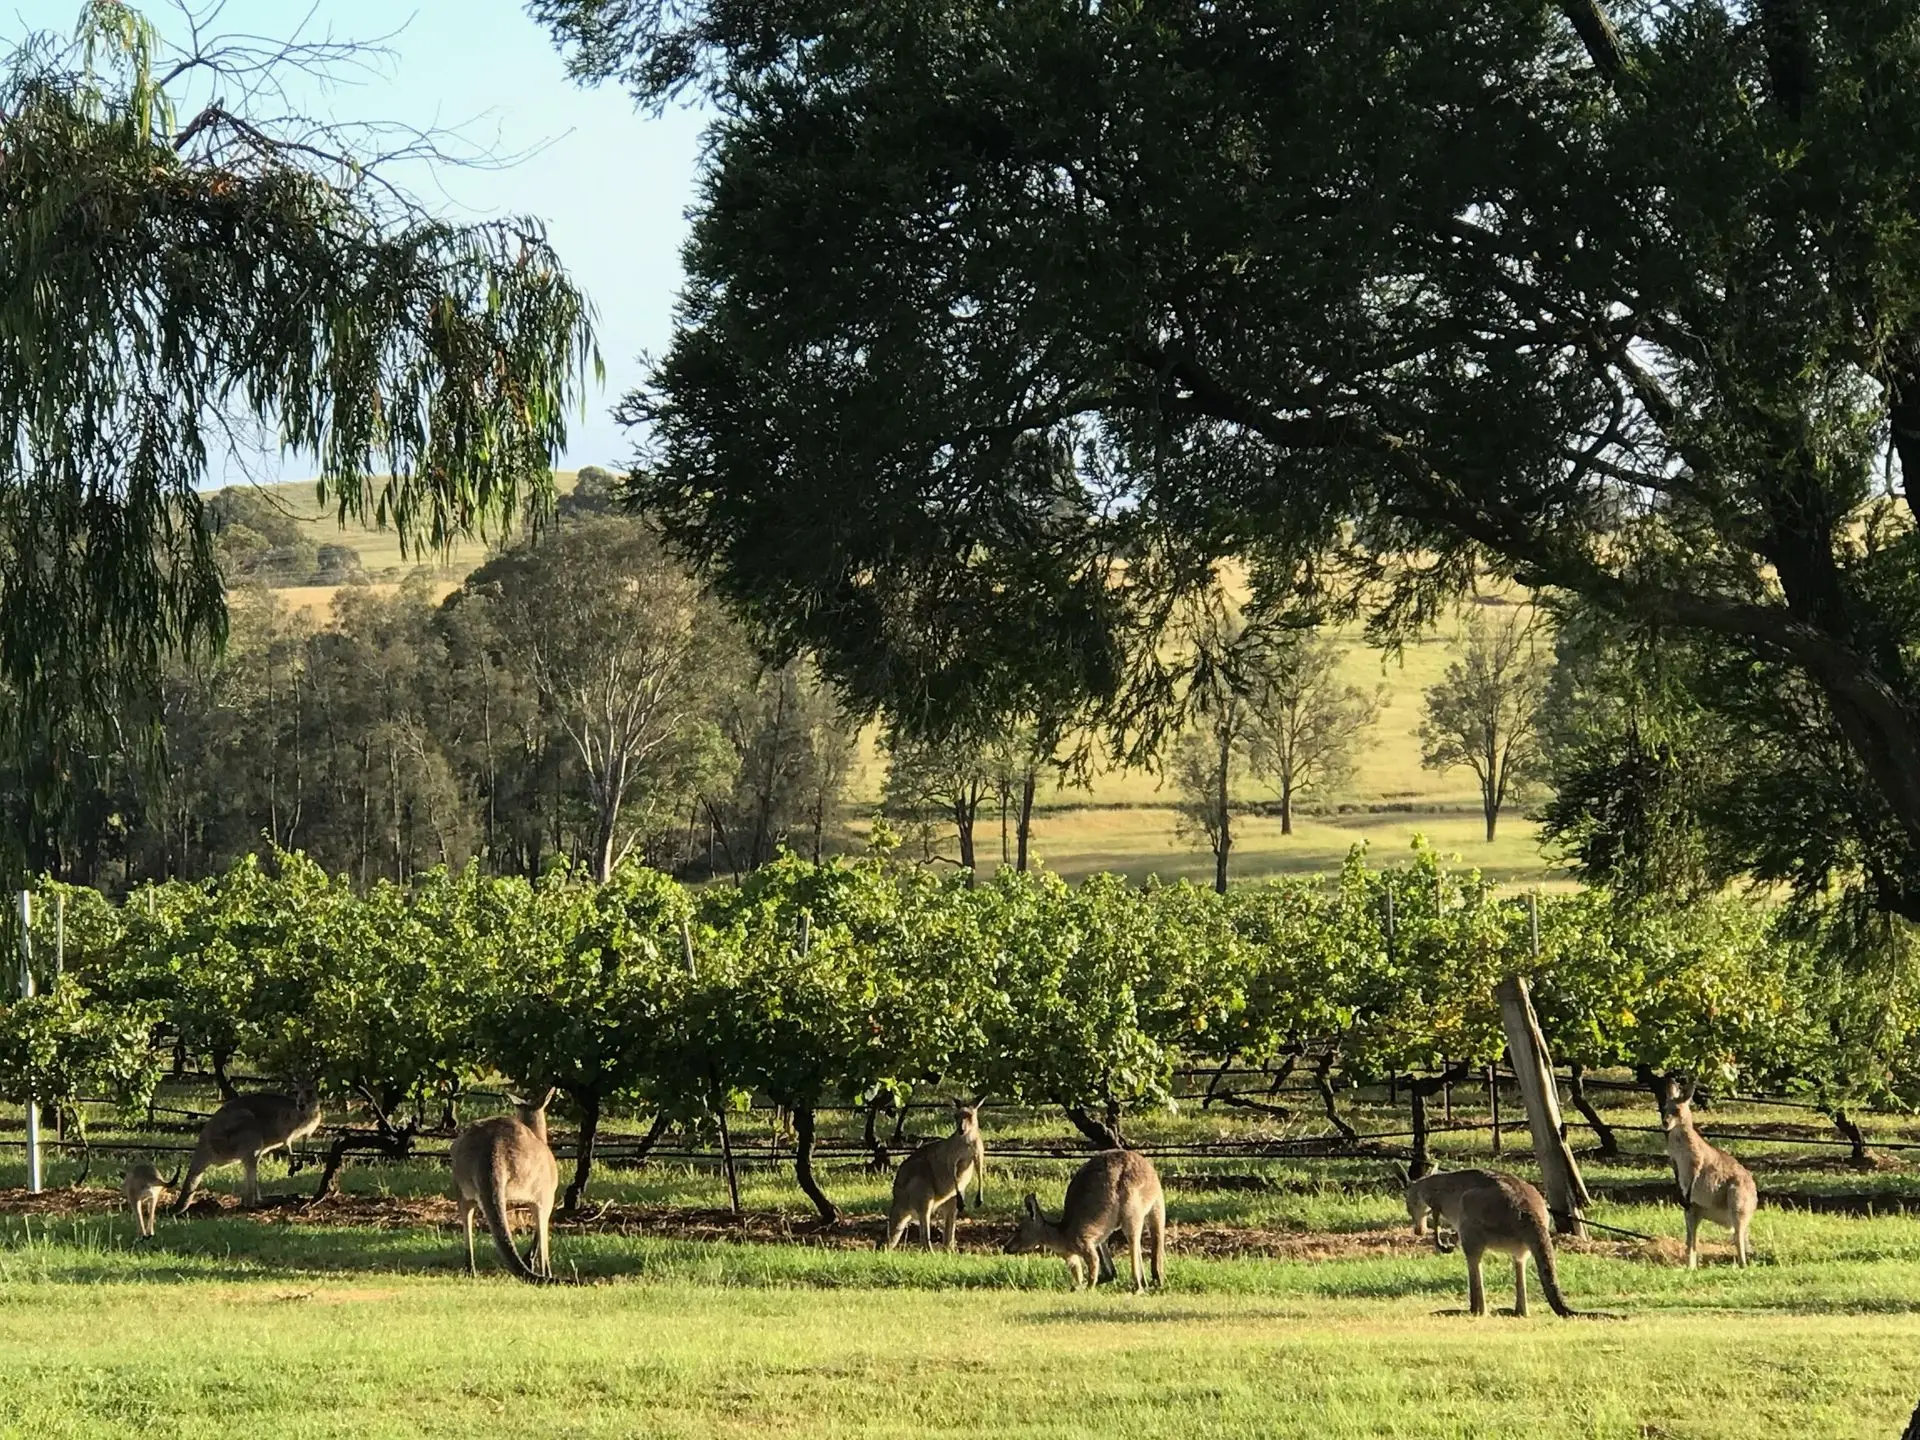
[1658,1079,1758,1269]
[449,1088,559,1284]
[883,1100,986,1252]
[1405,1168,1574,1318]
[123,1162,169,1240]
[1004,1148,1166,1292]
[172,1081,323,1213]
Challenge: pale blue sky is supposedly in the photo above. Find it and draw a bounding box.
[6,0,706,479]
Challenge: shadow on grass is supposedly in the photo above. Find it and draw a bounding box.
[1017,1303,1312,1327]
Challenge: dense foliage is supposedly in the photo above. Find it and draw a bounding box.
[0,3,598,879]
[538,0,1920,924]
[0,505,861,893]
[1,842,1910,1208]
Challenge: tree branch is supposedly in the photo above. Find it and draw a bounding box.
[1558,1,1628,83]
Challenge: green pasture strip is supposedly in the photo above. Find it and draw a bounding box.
[3,1219,1920,1437]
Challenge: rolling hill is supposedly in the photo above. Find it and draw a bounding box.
[208,475,1565,889]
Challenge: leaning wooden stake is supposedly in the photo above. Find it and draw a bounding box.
[715,1101,742,1215]
[1495,973,1589,1237]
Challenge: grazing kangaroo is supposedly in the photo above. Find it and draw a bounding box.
[1404,1168,1574,1318]
[883,1100,986,1252]
[123,1162,169,1239]
[1658,1079,1757,1269]
[172,1082,323,1213]
[449,1088,558,1283]
[1004,1148,1165,1292]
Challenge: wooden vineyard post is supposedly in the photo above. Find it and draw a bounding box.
[16,892,39,1193]
[1488,1063,1501,1157]
[1495,974,1589,1236]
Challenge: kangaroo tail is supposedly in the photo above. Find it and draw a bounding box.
[1528,1224,1576,1318]
[476,1179,546,1285]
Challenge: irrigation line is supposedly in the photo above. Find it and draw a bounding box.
[1552,1209,1659,1244]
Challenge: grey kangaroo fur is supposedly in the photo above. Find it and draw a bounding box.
[173,1081,323,1212]
[449,1087,559,1284]
[1404,1167,1575,1317]
[1657,1078,1758,1268]
[883,1099,986,1251]
[1004,1149,1166,1292]
[122,1161,177,1239]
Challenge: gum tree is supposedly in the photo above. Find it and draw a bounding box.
[0,2,597,875]
[539,0,1920,922]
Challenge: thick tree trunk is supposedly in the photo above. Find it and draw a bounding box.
[1214,734,1232,893]
[625,1111,670,1170]
[1266,1050,1300,1096]
[593,802,618,884]
[564,1091,601,1215]
[1409,1083,1433,1179]
[1062,1103,1125,1150]
[1016,766,1037,872]
[1407,1062,1471,1177]
[1280,780,1294,836]
[1314,1052,1357,1143]
[955,796,977,883]
[792,1106,838,1223]
[715,1102,742,1214]
[1831,1109,1872,1168]
[1567,1063,1618,1157]
[861,1091,897,1171]
[211,1051,238,1103]
[1202,1053,1236,1109]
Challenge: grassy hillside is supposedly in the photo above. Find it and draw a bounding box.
[212,477,1563,888]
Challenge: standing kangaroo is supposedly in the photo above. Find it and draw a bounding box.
[172,1082,323,1213]
[123,1162,170,1240]
[1658,1079,1758,1269]
[883,1100,986,1252]
[449,1088,558,1283]
[1004,1149,1166,1292]
[1405,1168,1575,1317]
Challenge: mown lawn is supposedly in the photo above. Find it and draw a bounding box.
[6,1079,1920,1436]
[5,1177,1920,1437]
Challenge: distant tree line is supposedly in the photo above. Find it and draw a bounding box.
[0,479,862,891]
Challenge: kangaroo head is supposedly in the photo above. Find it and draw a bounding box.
[952,1099,981,1138]
[1658,1076,1697,1131]
[290,1076,322,1116]
[1403,1178,1431,1234]
[1002,1192,1051,1254]
[509,1087,557,1128]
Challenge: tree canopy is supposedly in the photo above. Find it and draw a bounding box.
[0,2,598,871]
[539,0,1920,917]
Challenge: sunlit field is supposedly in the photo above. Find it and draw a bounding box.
[5,1077,1920,1436]
[214,475,1560,890]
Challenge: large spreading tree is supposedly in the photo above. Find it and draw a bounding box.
[0,2,597,871]
[540,0,1920,917]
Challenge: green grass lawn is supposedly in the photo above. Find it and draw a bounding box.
[3,1201,1919,1438]
[6,1080,1920,1436]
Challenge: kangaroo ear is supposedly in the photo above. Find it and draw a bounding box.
[1679,1076,1697,1105]
[1022,1192,1040,1217]
[530,1086,557,1111]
